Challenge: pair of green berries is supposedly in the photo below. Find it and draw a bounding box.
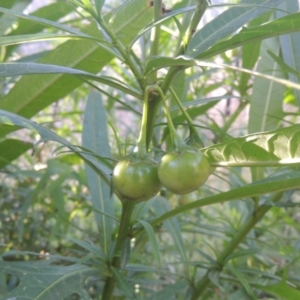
[112,146,211,203]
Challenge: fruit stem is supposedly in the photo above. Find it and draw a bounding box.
[151,85,186,150]
[169,87,203,146]
[101,200,135,299]
[135,87,151,158]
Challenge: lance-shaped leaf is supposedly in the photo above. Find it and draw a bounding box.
[248,36,285,134]
[0,62,141,98]
[203,125,300,167]
[0,0,153,138]
[145,171,300,229]
[82,91,114,255]
[0,6,98,38]
[187,0,282,58]
[0,109,112,185]
[195,11,300,60]
[144,55,196,76]
[0,32,108,47]
[277,1,300,107]
[129,5,196,48]
[3,2,74,59]
[0,261,96,300]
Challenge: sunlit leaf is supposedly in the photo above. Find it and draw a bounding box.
[0,0,153,138]
[195,11,300,59]
[0,6,93,38]
[0,32,108,46]
[203,124,300,167]
[144,55,196,76]
[187,0,283,58]
[0,62,141,98]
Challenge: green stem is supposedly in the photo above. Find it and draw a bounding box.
[176,0,208,56]
[101,201,135,299]
[148,0,162,83]
[169,87,203,146]
[95,17,145,90]
[191,192,283,300]
[151,85,185,150]
[145,0,208,148]
[136,87,151,157]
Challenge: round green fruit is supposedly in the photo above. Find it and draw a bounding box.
[113,156,161,202]
[158,148,210,195]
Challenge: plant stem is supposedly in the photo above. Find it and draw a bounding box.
[101,201,135,299]
[152,85,185,150]
[148,0,162,83]
[136,87,151,157]
[176,0,208,56]
[145,0,209,148]
[95,17,145,90]
[191,192,283,300]
[169,86,203,146]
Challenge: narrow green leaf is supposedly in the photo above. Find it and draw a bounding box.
[129,5,196,49]
[0,0,153,138]
[248,36,285,133]
[138,220,161,266]
[95,0,105,16]
[0,109,112,185]
[148,280,187,300]
[229,289,253,300]
[0,262,96,300]
[195,60,300,92]
[4,2,74,58]
[0,138,32,169]
[66,237,106,262]
[227,265,256,299]
[111,267,137,299]
[0,32,109,46]
[144,55,196,76]
[153,198,191,279]
[187,0,283,58]
[0,62,140,97]
[0,6,95,38]
[267,50,300,78]
[277,1,300,107]
[253,280,300,299]
[203,124,300,167]
[82,91,114,255]
[147,171,300,229]
[195,11,300,60]
[226,249,260,262]
[0,0,29,35]
[238,11,272,95]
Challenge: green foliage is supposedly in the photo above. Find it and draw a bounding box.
[1,0,300,299]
